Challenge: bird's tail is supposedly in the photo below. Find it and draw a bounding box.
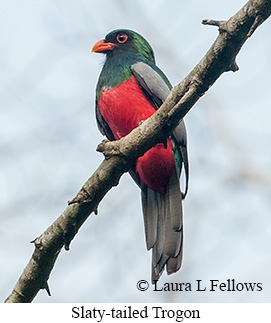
[141,167,183,283]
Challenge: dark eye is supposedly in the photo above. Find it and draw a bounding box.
[116,33,128,44]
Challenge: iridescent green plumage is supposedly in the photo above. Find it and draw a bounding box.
[96,30,171,99]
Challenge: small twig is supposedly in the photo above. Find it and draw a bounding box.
[228,61,239,72]
[202,19,222,27]
[43,282,51,297]
[247,14,264,36]
[202,19,228,32]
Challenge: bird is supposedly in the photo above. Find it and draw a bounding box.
[92,29,189,283]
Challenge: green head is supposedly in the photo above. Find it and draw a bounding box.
[92,29,155,63]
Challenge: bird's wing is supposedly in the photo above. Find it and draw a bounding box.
[131,61,170,105]
[95,99,115,141]
[132,61,189,282]
[131,61,189,197]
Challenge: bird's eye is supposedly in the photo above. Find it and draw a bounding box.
[116,33,128,44]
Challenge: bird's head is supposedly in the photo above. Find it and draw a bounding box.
[92,29,155,63]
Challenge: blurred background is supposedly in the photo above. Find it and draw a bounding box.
[1,0,271,303]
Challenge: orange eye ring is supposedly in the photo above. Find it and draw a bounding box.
[116,33,128,44]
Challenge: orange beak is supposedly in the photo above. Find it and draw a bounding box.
[92,39,116,53]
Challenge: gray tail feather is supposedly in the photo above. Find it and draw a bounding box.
[141,168,183,284]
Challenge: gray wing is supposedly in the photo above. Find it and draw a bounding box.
[132,61,170,105]
[131,61,189,282]
[131,61,189,197]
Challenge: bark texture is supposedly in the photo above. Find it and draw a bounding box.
[5,0,271,303]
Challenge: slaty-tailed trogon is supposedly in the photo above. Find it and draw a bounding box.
[92,29,189,283]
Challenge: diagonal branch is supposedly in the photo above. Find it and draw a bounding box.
[5,0,271,303]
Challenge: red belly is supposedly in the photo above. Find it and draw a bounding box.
[99,76,175,193]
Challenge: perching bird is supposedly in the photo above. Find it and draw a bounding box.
[92,29,189,283]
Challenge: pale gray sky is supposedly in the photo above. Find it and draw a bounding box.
[1,0,271,302]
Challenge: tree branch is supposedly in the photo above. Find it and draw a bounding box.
[5,0,271,303]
